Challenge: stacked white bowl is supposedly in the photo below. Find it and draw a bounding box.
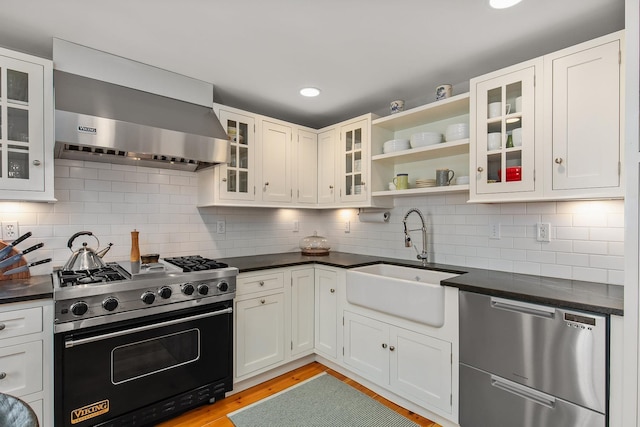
[445,123,469,141]
[409,132,442,148]
[383,139,410,153]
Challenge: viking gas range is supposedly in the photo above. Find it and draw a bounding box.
[53,256,238,427]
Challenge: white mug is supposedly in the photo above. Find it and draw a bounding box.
[512,128,522,146]
[487,132,502,150]
[488,102,501,118]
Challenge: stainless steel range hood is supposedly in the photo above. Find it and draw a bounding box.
[54,70,230,171]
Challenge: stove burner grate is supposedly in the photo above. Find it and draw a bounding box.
[57,265,128,287]
[164,256,228,272]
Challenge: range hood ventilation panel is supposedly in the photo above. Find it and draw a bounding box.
[54,71,230,172]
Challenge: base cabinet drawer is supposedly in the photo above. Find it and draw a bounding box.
[460,364,605,427]
[0,307,42,340]
[0,340,43,397]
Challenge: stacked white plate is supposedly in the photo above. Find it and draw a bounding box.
[383,138,410,153]
[445,123,469,141]
[415,178,436,188]
[410,132,442,148]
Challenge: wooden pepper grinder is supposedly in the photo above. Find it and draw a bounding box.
[130,229,140,263]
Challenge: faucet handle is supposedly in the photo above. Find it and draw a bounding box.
[404,234,412,247]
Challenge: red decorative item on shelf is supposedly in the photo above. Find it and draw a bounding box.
[497,166,522,182]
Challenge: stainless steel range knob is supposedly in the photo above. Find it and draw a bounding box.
[197,284,209,296]
[70,301,89,316]
[159,286,172,299]
[141,291,156,305]
[182,283,195,295]
[217,281,229,292]
[102,297,118,311]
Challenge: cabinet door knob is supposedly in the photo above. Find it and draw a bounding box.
[32,160,41,166]
[361,182,366,186]
[389,346,395,351]
[259,281,265,286]
[330,288,335,293]
[222,178,227,182]
[381,343,387,349]
[329,185,334,189]
[264,182,269,186]
[555,158,563,164]
[260,299,265,304]
[477,167,484,172]
[0,323,5,331]
[0,372,6,380]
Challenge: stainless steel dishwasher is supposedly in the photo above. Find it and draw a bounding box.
[459,291,607,427]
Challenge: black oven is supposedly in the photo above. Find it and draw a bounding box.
[54,300,233,427]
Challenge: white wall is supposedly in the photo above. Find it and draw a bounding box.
[0,159,624,286]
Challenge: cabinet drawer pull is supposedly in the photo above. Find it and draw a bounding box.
[260,299,266,304]
[0,323,5,331]
[330,288,335,293]
[555,158,563,164]
[32,160,41,166]
[329,185,334,189]
[0,372,7,380]
[259,281,265,286]
[477,167,484,172]
[381,343,387,349]
[389,346,395,351]
[264,182,269,186]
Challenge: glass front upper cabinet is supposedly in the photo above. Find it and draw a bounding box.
[218,110,255,201]
[341,118,368,202]
[0,56,45,191]
[474,65,536,195]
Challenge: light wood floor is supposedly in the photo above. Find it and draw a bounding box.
[156,362,441,427]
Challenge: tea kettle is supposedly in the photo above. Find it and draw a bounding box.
[63,231,113,271]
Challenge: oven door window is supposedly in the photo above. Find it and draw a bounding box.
[112,328,200,384]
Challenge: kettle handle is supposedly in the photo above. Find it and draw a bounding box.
[67,231,94,250]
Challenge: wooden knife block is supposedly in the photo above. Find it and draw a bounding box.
[0,241,29,281]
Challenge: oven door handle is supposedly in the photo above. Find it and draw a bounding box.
[64,307,233,348]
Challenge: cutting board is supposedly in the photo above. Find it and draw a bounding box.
[0,241,29,281]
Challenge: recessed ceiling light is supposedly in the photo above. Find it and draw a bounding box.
[300,87,320,97]
[490,0,523,9]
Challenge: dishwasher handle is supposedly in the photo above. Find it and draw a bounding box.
[490,296,556,319]
[491,375,556,409]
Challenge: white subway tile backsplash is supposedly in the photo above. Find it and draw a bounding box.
[0,162,624,286]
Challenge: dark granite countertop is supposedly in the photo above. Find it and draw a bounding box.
[218,251,623,316]
[0,274,53,304]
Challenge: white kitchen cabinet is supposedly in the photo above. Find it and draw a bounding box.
[290,268,315,357]
[314,266,339,359]
[370,93,470,198]
[343,311,453,414]
[207,107,256,203]
[0,48,54,201]
[235,271,285,378]
[543,32,623,198]
[317,128,336,205]
[470,58,543,201]
[339,117,368,203]
[470,30,624,202]
[294,129,318,204]
[261,120,293,203]
[0,300,54,427]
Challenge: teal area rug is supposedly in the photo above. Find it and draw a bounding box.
[228,373,420,427]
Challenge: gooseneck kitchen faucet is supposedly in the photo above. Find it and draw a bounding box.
[403,208,428,266]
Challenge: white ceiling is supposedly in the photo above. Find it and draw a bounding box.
[0,0,624,129]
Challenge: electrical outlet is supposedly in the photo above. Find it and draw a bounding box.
[489,223,500,239]
[345,221,350,233]
[1,221,19,241]
[216,220,226,234]
[537,223,551,242]
[293,221,299,232]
